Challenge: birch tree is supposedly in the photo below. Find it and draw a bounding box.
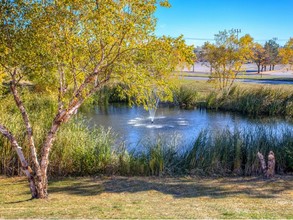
[202,30,254,92]
[0,0,194,199]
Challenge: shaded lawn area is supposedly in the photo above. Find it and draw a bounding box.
[0,175,293,219]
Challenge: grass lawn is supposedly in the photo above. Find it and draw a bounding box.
[0,175,292,219]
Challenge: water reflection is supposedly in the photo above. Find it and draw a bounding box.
[83,104,293,150]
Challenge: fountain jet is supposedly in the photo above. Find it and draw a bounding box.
[148,97,159,123]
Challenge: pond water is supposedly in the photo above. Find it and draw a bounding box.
[83,104,293,150]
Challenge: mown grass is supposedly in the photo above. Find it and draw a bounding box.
[0,175,292,219]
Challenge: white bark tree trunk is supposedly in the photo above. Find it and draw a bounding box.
[10,82,45,198]
[0,124,38,198]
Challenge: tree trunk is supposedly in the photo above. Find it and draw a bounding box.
[10,82,45,198]
[40,112,66,198]
[257,152,267,175]
[0,124,38,198]
[257,64,260,73]
[257,151,275,178]
[39,106,81,198]
[267,151,275,178]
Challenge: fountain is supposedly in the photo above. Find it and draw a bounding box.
[147,90,159,123]
[148,97,159,123]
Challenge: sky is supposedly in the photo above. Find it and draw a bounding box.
[154,0,293,47]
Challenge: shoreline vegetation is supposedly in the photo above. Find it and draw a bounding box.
[1,81,293,177]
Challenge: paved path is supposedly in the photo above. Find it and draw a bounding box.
[182,63,293,85]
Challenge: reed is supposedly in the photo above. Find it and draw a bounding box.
[173,85,199,109]
[202,85,293,117]
[184,126,293,175]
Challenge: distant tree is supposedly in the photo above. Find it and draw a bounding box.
[201,30,254,92]
[0,0,194,199]
[252,43,267,74]
[279,38,293,70]
[264,38,280,71]
[201,42,217,74]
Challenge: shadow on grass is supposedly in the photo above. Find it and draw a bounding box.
[47,176,293,199]
[48,179,104,196]
[5,198,33,204]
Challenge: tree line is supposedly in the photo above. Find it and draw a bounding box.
[194,30,293,91]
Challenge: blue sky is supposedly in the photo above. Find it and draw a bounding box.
[154,0,293,46]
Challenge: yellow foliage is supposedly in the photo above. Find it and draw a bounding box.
[279,38,293,67]
[202,30,254,92]
[0,0,195,108]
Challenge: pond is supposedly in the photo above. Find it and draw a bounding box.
[83,104,293,150]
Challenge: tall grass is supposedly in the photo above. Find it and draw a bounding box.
[184,126,293,175]
[204,86,293,117]
[49,121,116,176]
[173,85,199,109]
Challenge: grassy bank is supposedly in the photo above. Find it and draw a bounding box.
[174,80,293,117]
[204,85,293,117]
[1,175,292,219]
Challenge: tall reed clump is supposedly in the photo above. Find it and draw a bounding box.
[81,84,129,111]
[49,121,116,176]
[173,85,199,109]
[204,86,293,117]
[114,134,183,176]
[184,126,293,175]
